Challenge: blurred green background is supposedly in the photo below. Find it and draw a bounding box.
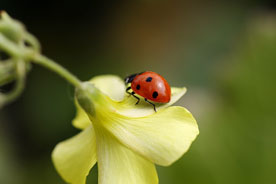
[1,0,276,183]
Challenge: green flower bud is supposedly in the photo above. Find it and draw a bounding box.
[0,11,40,52]
[0,11,25,44]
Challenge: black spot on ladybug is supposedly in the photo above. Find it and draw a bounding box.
[152,91,158,98]
[146,77,152,82]
[136,84,140,90]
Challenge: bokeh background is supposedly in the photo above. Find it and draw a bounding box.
[1,0,276,183]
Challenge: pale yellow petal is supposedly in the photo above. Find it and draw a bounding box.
[116,87,187,117]
[52,126,97,184]
[90,75,125,101]
[99,106,199,166]
[94,124,158,184]
[72,100,91,129]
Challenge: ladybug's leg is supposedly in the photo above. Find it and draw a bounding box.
[144,98,156,112]
[126,86,132,96]
[125,87,140,105]
[131,92,140,105]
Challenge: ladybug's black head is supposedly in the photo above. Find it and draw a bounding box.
[124,73,138,84]
[124,72,145,84]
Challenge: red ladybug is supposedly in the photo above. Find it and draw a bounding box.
[125,71,171,111]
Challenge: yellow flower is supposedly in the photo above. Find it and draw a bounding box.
[52,75,199,184]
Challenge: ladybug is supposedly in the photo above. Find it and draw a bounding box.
[125,71,171,112]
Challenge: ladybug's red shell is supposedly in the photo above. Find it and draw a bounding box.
[131,71,171,103]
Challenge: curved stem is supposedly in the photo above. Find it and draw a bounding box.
[0,33,21,57]
[0,60,25,108]
[0,32,82,88]
[32,54,82,88]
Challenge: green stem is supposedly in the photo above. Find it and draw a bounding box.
[32,54,82,88]
[0,33,82,89]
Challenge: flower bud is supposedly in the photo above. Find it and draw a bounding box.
[0,11,40,51]
[0,11,25,44]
